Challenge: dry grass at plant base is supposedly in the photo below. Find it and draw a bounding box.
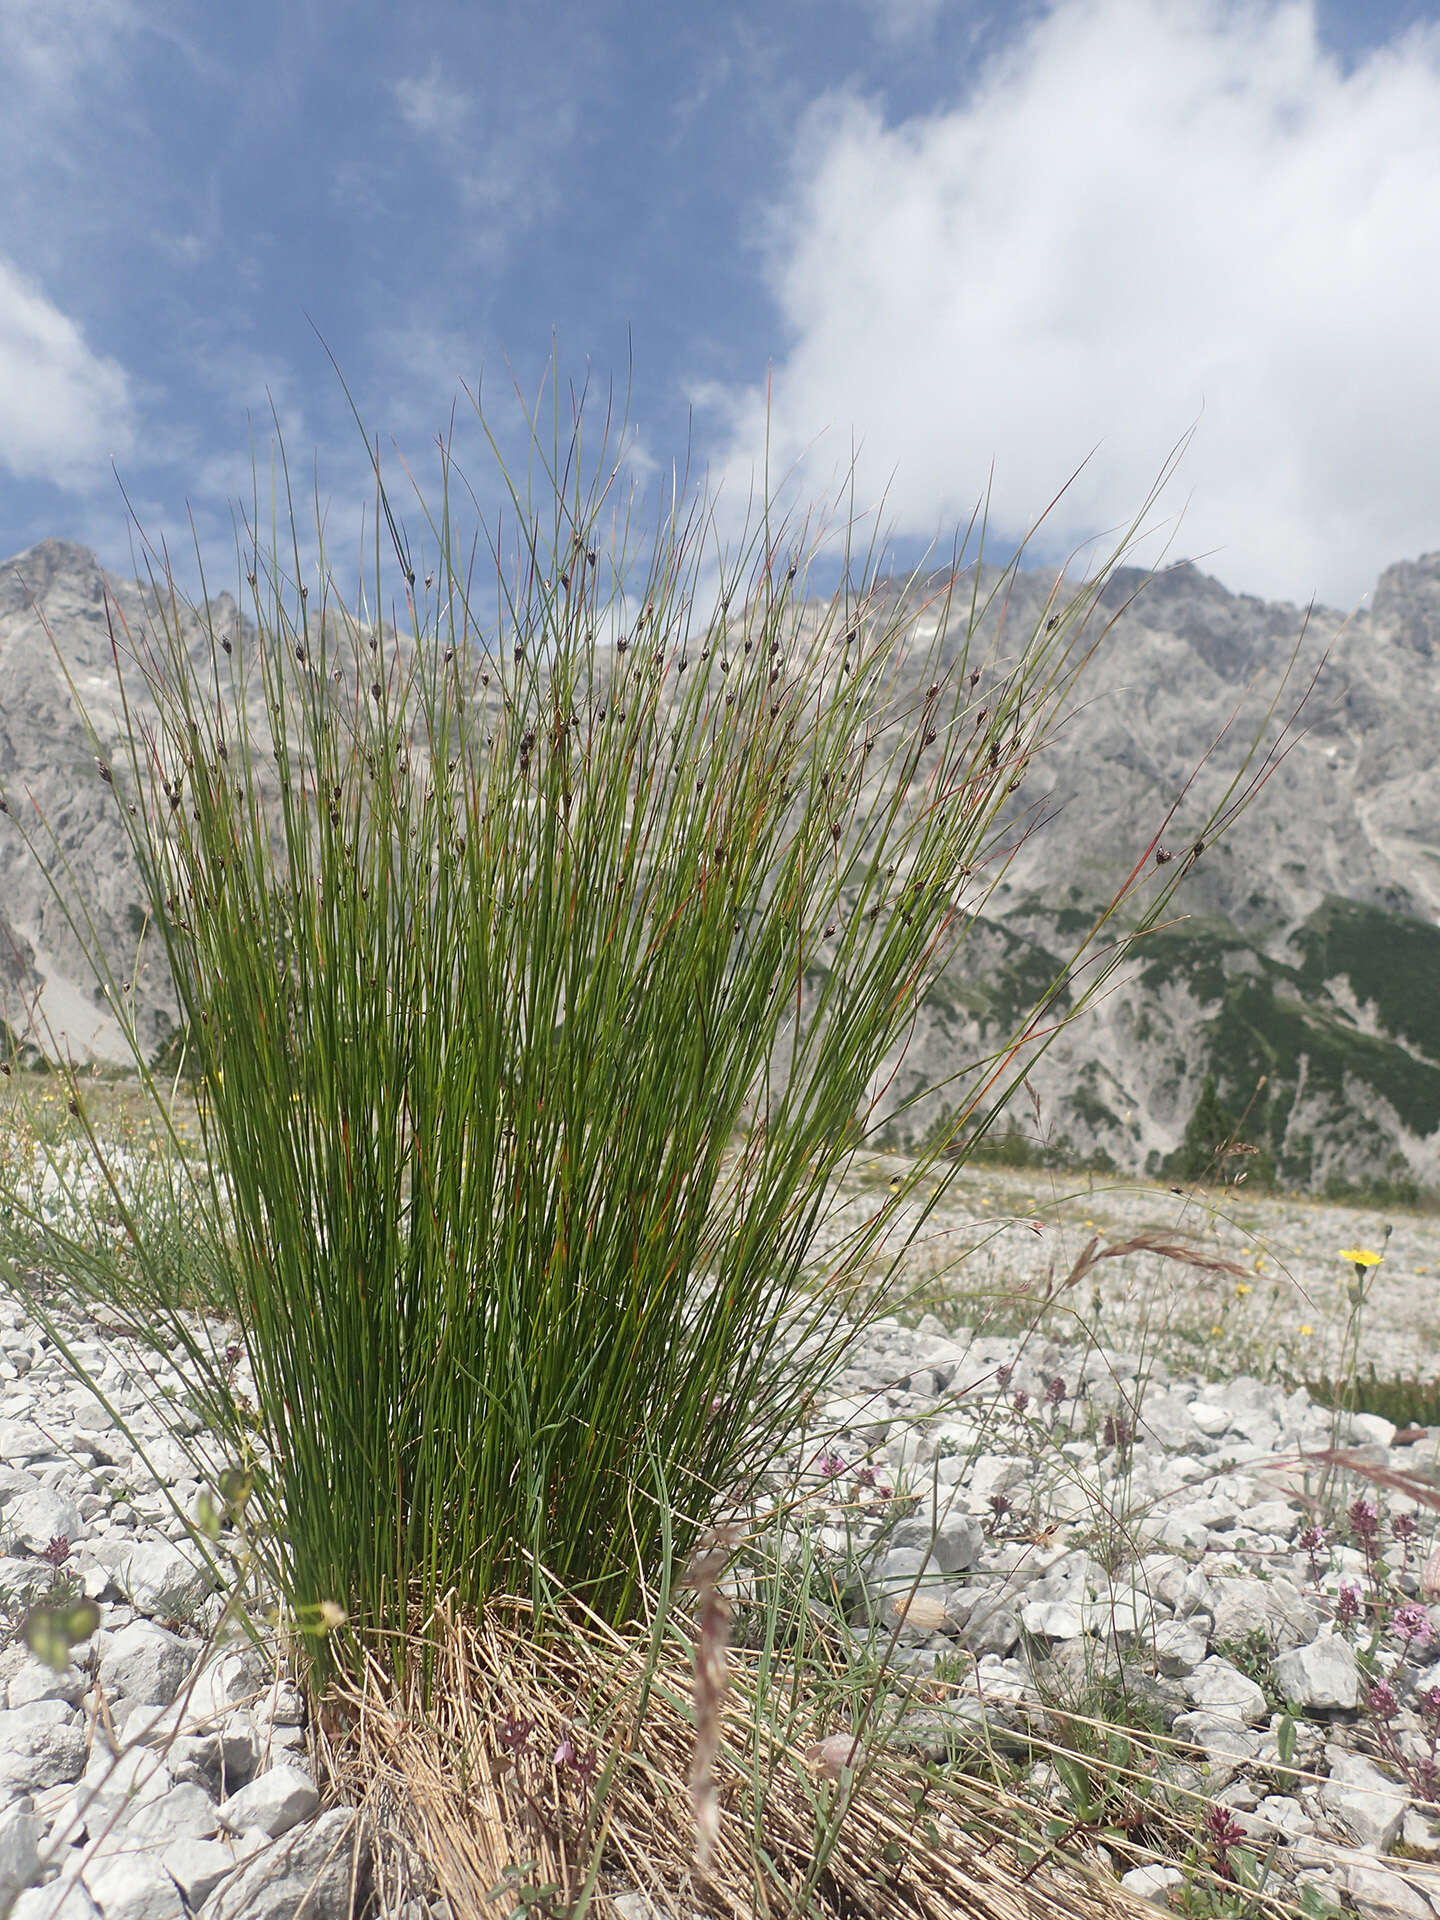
[320,1595,1175,1920]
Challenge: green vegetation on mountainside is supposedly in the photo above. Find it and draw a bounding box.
[1291,897,1440,1064]
[1139,897,1440,1194]
[926,922,1072,1034]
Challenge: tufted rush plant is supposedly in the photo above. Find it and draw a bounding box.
[4,376,1302,1688]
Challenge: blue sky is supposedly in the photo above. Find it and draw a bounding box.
[4,0,1440,605]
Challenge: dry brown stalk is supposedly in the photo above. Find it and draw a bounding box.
[1056,1231,1253,1301]
[680,1526,741,1876]
[1288,1448,1440,1513]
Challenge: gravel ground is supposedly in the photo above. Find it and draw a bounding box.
[824,1156,1440,1388]
[4,1125,1439,1919]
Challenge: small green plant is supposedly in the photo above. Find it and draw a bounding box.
[1212,1626,1281,1712]
[1172,1803,1283,1919]
[1304,1364,1440,1429]
[1334,1238,1390,1418]
[10,1537,99,1668]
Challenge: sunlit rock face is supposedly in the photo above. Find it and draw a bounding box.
[868,552,1440,1197]
[2,535,1437,1194]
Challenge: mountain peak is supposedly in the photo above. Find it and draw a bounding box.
[0,538,112,621]
[1371,553,1440,657]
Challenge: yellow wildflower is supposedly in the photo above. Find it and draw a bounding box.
[1235,1282,1253,1298]
[1210,1323,1223,1337]
[1339,1247,1383,1268]
[1299,1324,1313,1336]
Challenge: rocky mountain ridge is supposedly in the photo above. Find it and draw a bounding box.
[867,551,1440,1196]
[1,536,1438,1196]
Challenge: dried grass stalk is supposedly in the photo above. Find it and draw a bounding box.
[680,1527,740,1875]
[1058,1231,1254,1300]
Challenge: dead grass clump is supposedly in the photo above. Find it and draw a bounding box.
[320,1598,1162,1920]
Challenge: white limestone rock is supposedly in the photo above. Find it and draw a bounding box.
[8,1658,87,1709]
[1209,1574,1318,1652]
[1275,1634,1363,1713]
[1121,1865,1185,1905]
[1347,1861,1433,1920]
[83,1852,187,1920]
[216,1764,319,1840]
[122,1781,221,1844]
[1182,1656,1269,1727]
[1322,1748,1409,1852]
[162,1838,236,1910]
[7,1485,84,1553]
[9,1878,102,1920]
[97,1621,195,1707]
[0,1711,88,1795]
[0,1801,43,1906]
[203,1807,362,1920]
[112,1541,212,1618]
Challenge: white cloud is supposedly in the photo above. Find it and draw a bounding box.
[0,256,135,485]
[392,50,587,262]
[860,0,948,46]
[0,0,139,104]
[392,57,560,214]
[394,61,474,144]
[704,0,1440,606]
